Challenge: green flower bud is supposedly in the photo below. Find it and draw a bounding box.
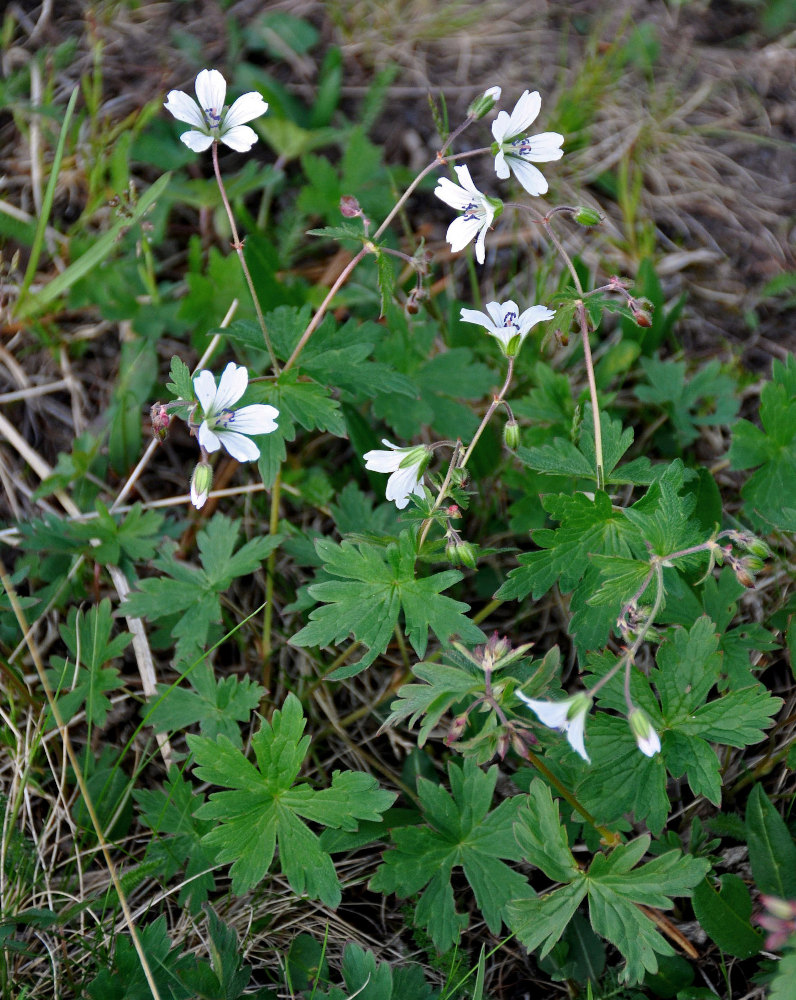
[446,538,477,568]
[573,205,603,226]
[503,418,521,450]
[190,461,213,510]
[467,86,501,120]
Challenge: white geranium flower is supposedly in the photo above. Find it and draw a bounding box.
[628,708,662,758]
[363,440,430,510]
[434,165,499,265]
[491,90,564,196]
[164,69,268,152]
[460,299,555,357]
[193,362,278,462]
[517,691,592,763]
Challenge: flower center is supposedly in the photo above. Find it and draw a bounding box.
[511,137,533,155]
[204,106,223,127]
[502,311,518,330]
[462,201,483,221]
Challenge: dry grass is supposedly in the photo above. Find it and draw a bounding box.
[0,1,793,996]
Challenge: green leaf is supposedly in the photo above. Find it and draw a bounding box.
[167,355,194,401]
[728,355,796,530]
[371,758,531,952]
[135,769,217,913]
[190,694,395,902]
[513,780,581,884]
[691,875,763,959]
[770,946,796,1000]
[291,531,484,676]
[746,784,796,898]
[146,661,264,746]
[382,661,483,746]
[121,516,281,664]
[45,600,130,729]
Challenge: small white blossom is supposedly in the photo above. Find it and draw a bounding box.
[164,69,268,152]
[628,708,662,758]
[517,691,592,763]
[363,440,429,510]
[434,165,498,265]
[193,362,278,463]
[190,461,213,510]
[460,299,555,357]
[491,90,564,196]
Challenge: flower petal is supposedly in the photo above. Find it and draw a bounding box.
[518,131,565,161]
[459,307,495,331]
[452,163,477,194]
[493,149,511,180]
[517,693,571,729]
[191,480,209,508]
[194,69,226,122]
[164,89,205,127]
[179,130,215,152]
[517,305,555,333]
[446,215,481,253]
[491,109,512,144]
[214,362,248,411]
[565,712,590,763]
[505,90,541,138]
[224,403,279,435]
[508,157,548,196]
[434,176,472,210]
[198,422,222,453]
[220,125,258,152]
[193,370,218,413]
[224,92,268,128]
[364,447,402,473]
[215,429,261,462]
[386,465,423,508]
[474,222,489,264]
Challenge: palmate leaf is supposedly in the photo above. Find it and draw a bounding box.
[508,780,708,985]
[728,355,796,530]
[291,531,484,678]
[189,694,395,904]
[573,619,782,830]
[121,515,281,664]
[45,599,130,729]
[371,758,531,952]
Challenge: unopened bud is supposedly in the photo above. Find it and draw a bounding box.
[150,402,171,441]
[503,418,520,450]
[190,461,213,510]
[446,714,468,745]
[446,538,477,568]
[496,729,510,760]
[628,708,661,757]
[446,504,461,519]
[340,195,362,218]
[573,206,602,227]
[632,305,653,328]
[468,85,501,120]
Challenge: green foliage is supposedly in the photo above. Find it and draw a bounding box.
[728,355,796,531]
[188,694,395,902]
[45,599,130,730]
[291,531,485,677]
[371,758,532,952]
[745,784,796,898]
[507,780,709,984]
[121,514,282,665]
[691,874,763,959]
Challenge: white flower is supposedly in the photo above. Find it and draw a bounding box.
[363,440,429,510]
[193,362,278,462]
[460,299,555,357]
[434,165,498,265]
[491,90,564,196]
[628,708,662,758]
[517,691,592,763]
[164,69,268,152]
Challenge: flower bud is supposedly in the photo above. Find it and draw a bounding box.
[340,195,362,218]
[628,708,661,757]
[467,86,501,120]
[445,714,468,745]
[150,402,171,441]
[573,206,603,227]
[496,729,510,760]
[446,537,477,568]
[503,418,520,450]
[190,461,213,510]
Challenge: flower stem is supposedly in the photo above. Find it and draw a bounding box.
[211,142,279,372]
[262,466,282,691]
[282,247,368,373]
[458,356,515,469]
[540,216,604,489]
